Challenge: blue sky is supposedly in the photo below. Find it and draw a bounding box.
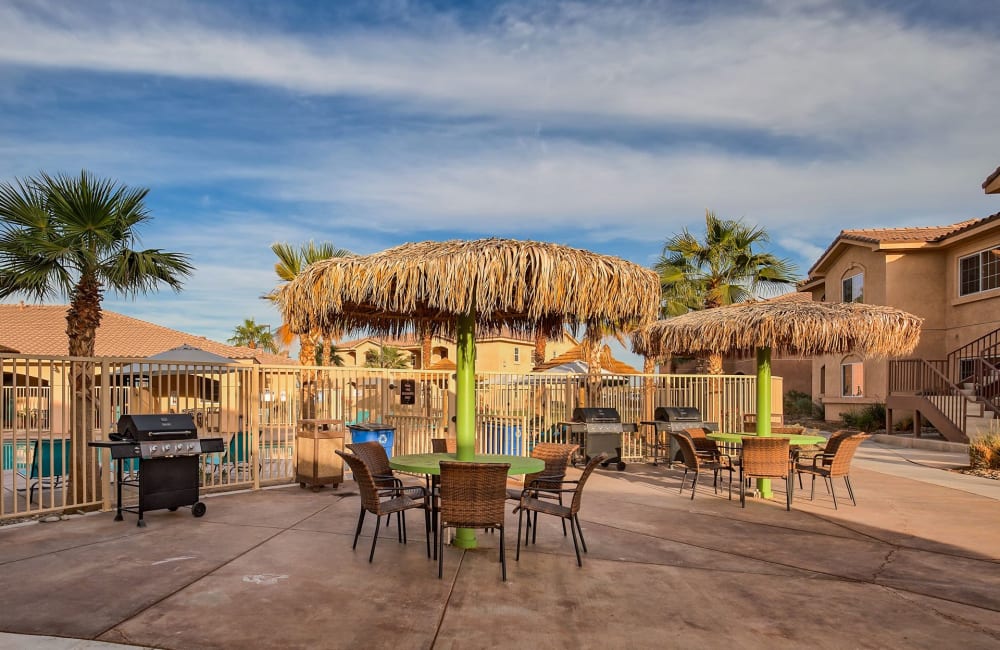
[1,0,998,366]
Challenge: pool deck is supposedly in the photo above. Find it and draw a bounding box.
[0,436,998,650]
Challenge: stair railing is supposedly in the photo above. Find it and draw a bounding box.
[889,358,967,430]
[947,328,1000,384]
[972,357,1000,421]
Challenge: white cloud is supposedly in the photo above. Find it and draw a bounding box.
[0,1,996,142]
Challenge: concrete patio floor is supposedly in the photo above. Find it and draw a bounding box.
[0,438,998,650]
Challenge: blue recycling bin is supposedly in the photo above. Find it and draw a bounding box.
[485,422,522,456]
[347,423,396,459]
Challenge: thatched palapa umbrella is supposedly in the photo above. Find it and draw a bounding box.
[277,238,659,542]
[631,297,923,436]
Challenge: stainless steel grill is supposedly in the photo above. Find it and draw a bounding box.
[567,407,634,471]
[89,413,224,527]
[641,406,717,465]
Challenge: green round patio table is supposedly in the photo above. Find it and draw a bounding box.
[705,433,827,500]
[389,452,543,476]
[389,452,544,549]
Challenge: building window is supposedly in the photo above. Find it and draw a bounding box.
[842,273,863,303]
[819,365,826,395]
[513,348,520,364]
[842,362,864,397]
[959,246,1000,297]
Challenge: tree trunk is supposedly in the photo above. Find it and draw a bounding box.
[533,330,547,368]
[421,326,433,370]
[299,333,318,418]
[583,333,603,407]
[67,275,103,507]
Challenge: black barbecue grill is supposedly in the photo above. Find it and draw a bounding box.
[89,413,224,527]
[640,406,717,465]
[565,407,636,471]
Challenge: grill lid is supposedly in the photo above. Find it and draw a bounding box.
[654,406,702,422]
[117,413,198,441]
[572,407,622,423]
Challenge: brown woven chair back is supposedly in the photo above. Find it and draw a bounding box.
[430,438,457,453]
[683,427,707,439]
[524,442,578,490]
[671,432,699,471]
[740,437,791,479]
[439,462,510,528]
[771,426,805,435]
[825,433,868,476]
[337,450,383,513]
[743,413,784,433]
[346,441,393,477]
[570,452,608,514]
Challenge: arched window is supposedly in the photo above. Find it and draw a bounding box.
[841,356,864,397]
[842,269,864,303]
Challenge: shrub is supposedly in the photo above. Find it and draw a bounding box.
[784,390,823,419]
[969,432,1000,470]
[842,403,887,432]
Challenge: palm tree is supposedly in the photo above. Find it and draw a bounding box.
[654,209,797,373]
[0,170,193,503]
[533,329,547,367]
[228,318,277,352]
[267,241,354,366]
[365,345,411,369]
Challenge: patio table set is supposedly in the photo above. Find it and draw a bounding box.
[664,426,870,510]
[335,438,609,581]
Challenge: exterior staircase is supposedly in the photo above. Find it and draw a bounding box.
[887,327,1000,443]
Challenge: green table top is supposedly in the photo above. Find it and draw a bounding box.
[706,432,826,445]
[389,453,544,476]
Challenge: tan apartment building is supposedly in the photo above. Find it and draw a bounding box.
[336,328,580,372]
[799,212,1000,441]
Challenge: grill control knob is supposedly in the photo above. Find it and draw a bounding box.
[163,444,171,453]
[150,445,158,453]
[188,443,196,451]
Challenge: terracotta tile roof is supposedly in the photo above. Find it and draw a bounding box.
[533,344,638,374]
[839,220,982,244]
[0,303,296,365]
[806,213,1000,278]
[984,165,1000,193]
[428,358,456,370]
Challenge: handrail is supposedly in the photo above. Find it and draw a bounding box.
[888,358,967,430]
[947,327,1000,384]
[972,357,1000,421]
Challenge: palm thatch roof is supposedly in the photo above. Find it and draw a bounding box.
[276,238,660,339]
[631,298,922,359]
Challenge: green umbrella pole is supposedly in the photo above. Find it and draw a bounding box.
[756,346,774,498]
[453,310,478,549]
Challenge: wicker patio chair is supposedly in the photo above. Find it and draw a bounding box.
[794,429,852,466]
[437,461,511,581]
[683,427,727,460]
[516,452,607,567]
[335,450,431,562]
[507,442,579,536]
[430,437,457,453]
[742,413,784,433]
[739,437,793,510]
[672,432,733,501]
[795,433,869,509]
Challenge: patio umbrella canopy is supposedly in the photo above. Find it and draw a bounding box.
[277,238,659,339]
[631,299,923,360]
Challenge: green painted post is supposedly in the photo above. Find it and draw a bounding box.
[756,346,774,498]
[452,310,478,549]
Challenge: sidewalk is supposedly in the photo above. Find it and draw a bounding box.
[0,440,997,649]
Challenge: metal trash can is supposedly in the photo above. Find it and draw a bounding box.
[347,423,396,459]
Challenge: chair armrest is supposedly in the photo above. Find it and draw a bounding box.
[811,453,833,468]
